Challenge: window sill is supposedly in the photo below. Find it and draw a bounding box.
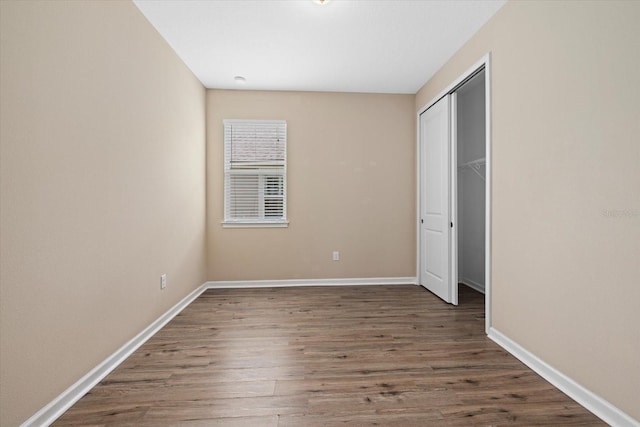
[222,221,289,228]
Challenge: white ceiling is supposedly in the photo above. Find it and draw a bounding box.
[133,0,506,94]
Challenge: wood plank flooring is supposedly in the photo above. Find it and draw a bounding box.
[53,285,605,426]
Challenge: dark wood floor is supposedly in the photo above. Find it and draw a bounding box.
[53,285,605,426]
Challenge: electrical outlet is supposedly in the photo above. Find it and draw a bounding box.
[332,251,340,261]
[160,274,167,290]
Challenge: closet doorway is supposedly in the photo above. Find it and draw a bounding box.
[417,56,491,332]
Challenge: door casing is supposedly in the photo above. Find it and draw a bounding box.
[416,53,492,333]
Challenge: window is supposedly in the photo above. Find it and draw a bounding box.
[223,119,287,227]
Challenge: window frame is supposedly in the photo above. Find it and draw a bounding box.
[222,119,288,228]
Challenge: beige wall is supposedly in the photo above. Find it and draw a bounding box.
[0,1,207,425]
[4,0,637,424]
[207,90,415,281]
[417,0,640,419]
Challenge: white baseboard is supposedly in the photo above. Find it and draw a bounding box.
[488,327,639,427]
[21,277,415,426]
[21,283,210,427]
[26,279,637,427]
[205,276,418,289]
[458,277,485,294]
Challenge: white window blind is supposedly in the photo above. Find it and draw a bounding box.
[223,119,287,226]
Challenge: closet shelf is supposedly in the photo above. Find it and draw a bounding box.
[458,157,486,181]
[458,157,486,168]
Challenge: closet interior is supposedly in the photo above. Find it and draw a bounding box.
[455,70,486,295]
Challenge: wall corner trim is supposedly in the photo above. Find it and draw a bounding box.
[488,327,639,427]
[20,283,210,427]
[205,277,418,289]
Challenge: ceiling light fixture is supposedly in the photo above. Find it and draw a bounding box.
[234,76,247,84]
[313,0,330,4]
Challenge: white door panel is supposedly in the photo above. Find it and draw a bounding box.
[419,95,451,303]
[424,229,444,279]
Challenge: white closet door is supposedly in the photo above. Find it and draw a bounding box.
[419,95,452,303]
